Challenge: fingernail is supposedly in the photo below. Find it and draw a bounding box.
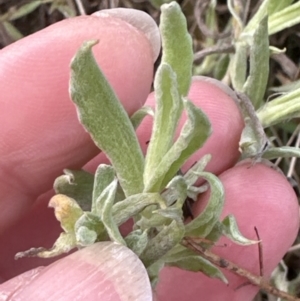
[93,8,161,63]
[9,242,152,301]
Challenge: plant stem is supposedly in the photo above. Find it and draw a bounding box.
[182,237,300,301]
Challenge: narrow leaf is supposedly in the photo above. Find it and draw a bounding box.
[144,63,183,187]
[70,40,144,197]
[15,233,76,259]
[243,16,269,109]
[185,172,224,237]
[263,146,300,160]
[113,193,164,225]
[229,41,248,91]
[269,1,300,35]
[130,106,154,129]
[95,178,125,245]
[268,0,294,16]
[166,252,228,284]
[160,2,193,96]
[257,88,300,127]
[243,0,269,33]
[9,1,42,21]
[183,154,212,186]
[140,220,185,267]
[144,99,211,192]
[3,21,23,40]
[92,164,115,213]
[125,229,149,256]
[222,215,258,245]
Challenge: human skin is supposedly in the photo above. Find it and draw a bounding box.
[0,11,299,301]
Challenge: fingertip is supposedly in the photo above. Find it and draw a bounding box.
[0,14,154,232]
[184,77,244,174]
[3,243,152,301]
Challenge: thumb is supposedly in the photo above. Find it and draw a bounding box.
[0,242,152,301]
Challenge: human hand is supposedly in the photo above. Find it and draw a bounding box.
[0,9,298,301]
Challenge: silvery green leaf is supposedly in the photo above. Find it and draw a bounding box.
[54,169,94,211]
[268,0,294,16]
[204,221,223,246]
[15,232,76,259]
[187,185,208,202]
[3,21,23,40]
[262,146,300,160]
[144,63,183,188]
[164,175,187,207]
[222,215,258,245]
[70,40,144,197]
[213,54,230,80]
[183,154,212,186]
[130,106,154,129]
[269,46,286,55]
[76,226,98,246]
[269,1,300,35]
[165,250,228,284]
[160,1,193,96]
[257,88,300,127]
[185,172,224,237]
[125,229,149,256]
[136,212,170,230]
[243,16,269,109]
[162,245,227,283]
[163,248,228,283]
[144,99,211,192]
[92,164,115,213]
[269,80,300,93]
[49,194,84,233]
[74,212,106,243]
[113,193,165,225]
[8,1,42,21]
[155,207,183,221]
[229,41,248,91]
[243,0,269,34]
[95,178,125,245]
[140,219,185,267]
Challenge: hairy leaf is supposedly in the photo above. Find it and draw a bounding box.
[185,172,224,237]
[70,40,144,197]
[160,1,193,96]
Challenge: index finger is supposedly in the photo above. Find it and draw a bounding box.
[0,13,156,234]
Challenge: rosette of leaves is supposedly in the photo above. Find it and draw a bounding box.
[15,2,259,286]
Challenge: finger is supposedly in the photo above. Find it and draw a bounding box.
[0,242,152,301]
[0,13,156,233]
[156,161,299,301]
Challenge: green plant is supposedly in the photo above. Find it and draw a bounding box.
[15,1,300,299]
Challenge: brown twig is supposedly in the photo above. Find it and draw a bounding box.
[254,226,264,277]
[182,237,300,301]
